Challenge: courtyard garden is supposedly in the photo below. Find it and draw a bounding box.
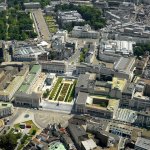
[49,77,76,103]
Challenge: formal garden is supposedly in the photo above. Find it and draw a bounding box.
[48,77,76,103]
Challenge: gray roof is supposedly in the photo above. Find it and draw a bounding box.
[76,92,88,105]
[68,123,87,139]
[76,74,90,89]
[114,57,135,74]
[135,137,150,150]
[123,82,135,95]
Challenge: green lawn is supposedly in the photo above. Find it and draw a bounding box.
[14,120,39,135]
[49,77,63,99]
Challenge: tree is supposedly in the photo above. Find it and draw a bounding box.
[0,133,18,150]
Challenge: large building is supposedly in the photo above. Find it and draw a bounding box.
[0,102,13,118]
[0,65,29,101]
[39,60,66,74]
[14,64,42,108]
[57,11,84,27]
[72,24,99,39]
[75,92,119,119]
[100,40,134,56]
[13,46,49,62]
[114,57,135,80]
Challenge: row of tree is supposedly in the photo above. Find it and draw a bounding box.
[55,4,106,30]
[7,0,50,8]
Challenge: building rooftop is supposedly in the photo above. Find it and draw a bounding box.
[68,123,87,138]
[81,139,97,150]
[30,65,41,74]
[18,84,29,93]
[102,40,134,55]
[114,108,137,123]
[135,137,150,150]
[123,82,135,94]
[76,92,89,105]
[110,77,127,91]
[114,57,135,74]
[14,46,47,58]
[76,74,90,89]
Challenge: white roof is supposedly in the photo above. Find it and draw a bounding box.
[81,139,97,150]
[37,41,49,46]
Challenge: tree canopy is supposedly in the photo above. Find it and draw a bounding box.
[0,133,18,150]
[133,43,150,57]
[0,9,37,40]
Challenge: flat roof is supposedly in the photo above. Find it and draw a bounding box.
[76,74,90,89]
[30,65,41,74]
[81,139,97,150]
[135,137,150,149]
[76,92,88,105]
[110,77,127,91]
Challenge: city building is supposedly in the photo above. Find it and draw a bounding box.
[68,123,88,149]
[96,131,119,148]
[57,11,84,27]
[135,112,150,127]
[39,60,66,74]
[72,24,99,39]
[51,30,77,59]
[0,65,29,101]
[100,40,134,56]
[75,92,120,119]
[106,122,142,138]
[121,82,135,107]
[13,45,49,62]
[114,57,135,80]
[14,64,42,107]
[129,91,150,111]
[0,102,13,118]
[135,137,150,150]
